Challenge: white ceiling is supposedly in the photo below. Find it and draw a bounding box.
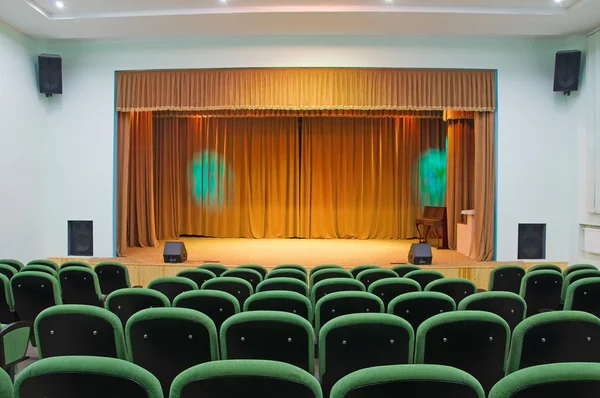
[0,0,598,40]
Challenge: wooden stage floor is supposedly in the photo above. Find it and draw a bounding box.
[51,238,566,289]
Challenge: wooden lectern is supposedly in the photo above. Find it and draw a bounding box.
[416,206,449,249]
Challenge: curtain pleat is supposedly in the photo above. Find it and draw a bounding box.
[474,112,495,261]
[116,112,131,256]
[117,68,496,112]
[127,112,158,248]
[446,120,475,250]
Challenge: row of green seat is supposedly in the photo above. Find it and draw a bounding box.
[27,304,600,397]
[5,356,599,398]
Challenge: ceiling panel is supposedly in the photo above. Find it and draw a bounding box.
[1,0,596,39]
[29,0,580,18]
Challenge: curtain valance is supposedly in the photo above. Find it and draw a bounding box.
[152,110,446,119]
[116,68,496,112]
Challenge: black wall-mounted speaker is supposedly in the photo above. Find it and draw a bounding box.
[518,223,546,260]
[68,220,93,256]
[163,241,188,263]
[38,54,62,96]
[553,50,581,94]
[408,243,432,265]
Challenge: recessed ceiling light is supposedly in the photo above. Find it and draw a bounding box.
[55,1,65,9]
[384,0,393,4]
[554,0,562,3]
[219,0,227,3]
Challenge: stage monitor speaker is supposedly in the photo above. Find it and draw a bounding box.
[163,241,188,263]
[68,220,93,256]
[408,243,432,265]
[518,223,546,260]
[38,54,62,96]
[553,50,581,94]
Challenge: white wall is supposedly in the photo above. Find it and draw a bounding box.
[37,36,580,261]
[0,22,46,262]
[575,33,600,266]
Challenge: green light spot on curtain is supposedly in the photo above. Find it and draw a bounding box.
[419,147,447,206]
[191,150,231,209]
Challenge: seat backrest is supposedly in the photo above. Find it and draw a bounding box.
[173,290,240,331]
[368,278,421,310]
[458,291,526,332]
[176,269,216,289]
[257,278,309,297]
[197,263,229,277]
[126,307,218,398]
[201,277,253,307]
[59,267,103,306]
[424,278,476,306]
[563,264,597,277]
[311,269,353,287]
[356,269,397,291]
[488,362,600,398]
[315,291,384,335]
[273,264,307,274]
[415,311,509,394]
[310,264,343,276]
[237,264,268,279]
[148,276,198,304]
[349,265,379,278]
[506,311,600,374]
[0,368,11,397]
[27,260,59,272]
[561,269,600,302]
[170,359,321,398]
[319,313,414,398]
[60,261,92,270]
[94,262,131,294]
[391,265,421,277]
[311,278,365,307]
[222,269,263,290]
[105,288,171,329]
[387,292,455,332]
[14,356,163,398]
[0,264,16,281]
[11,271,62,322]
[0,275,14,324]
[35,304,127,360]
[0,260,23,272]
[564,277,600,317]
[329,364,484,398]
[221,311,314,373]
[244,291,312,322]
[265,268,307,283]
[20,265,58,278]
[519,270,563,317]
[404,270,444,290]
[527,264,562,274]
[488,265,525,294]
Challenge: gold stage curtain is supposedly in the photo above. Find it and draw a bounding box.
[117,112,159,253]
[474,112,495,261]
[153,117,299,239]
[446,119,475,250]
[129,112,158,248]
[299,117,446,239]
[117,68,496,112]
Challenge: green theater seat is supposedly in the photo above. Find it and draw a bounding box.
[170,359,321,398]
[14,356,162,398]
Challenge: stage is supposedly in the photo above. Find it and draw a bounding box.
[50,238,566,289]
